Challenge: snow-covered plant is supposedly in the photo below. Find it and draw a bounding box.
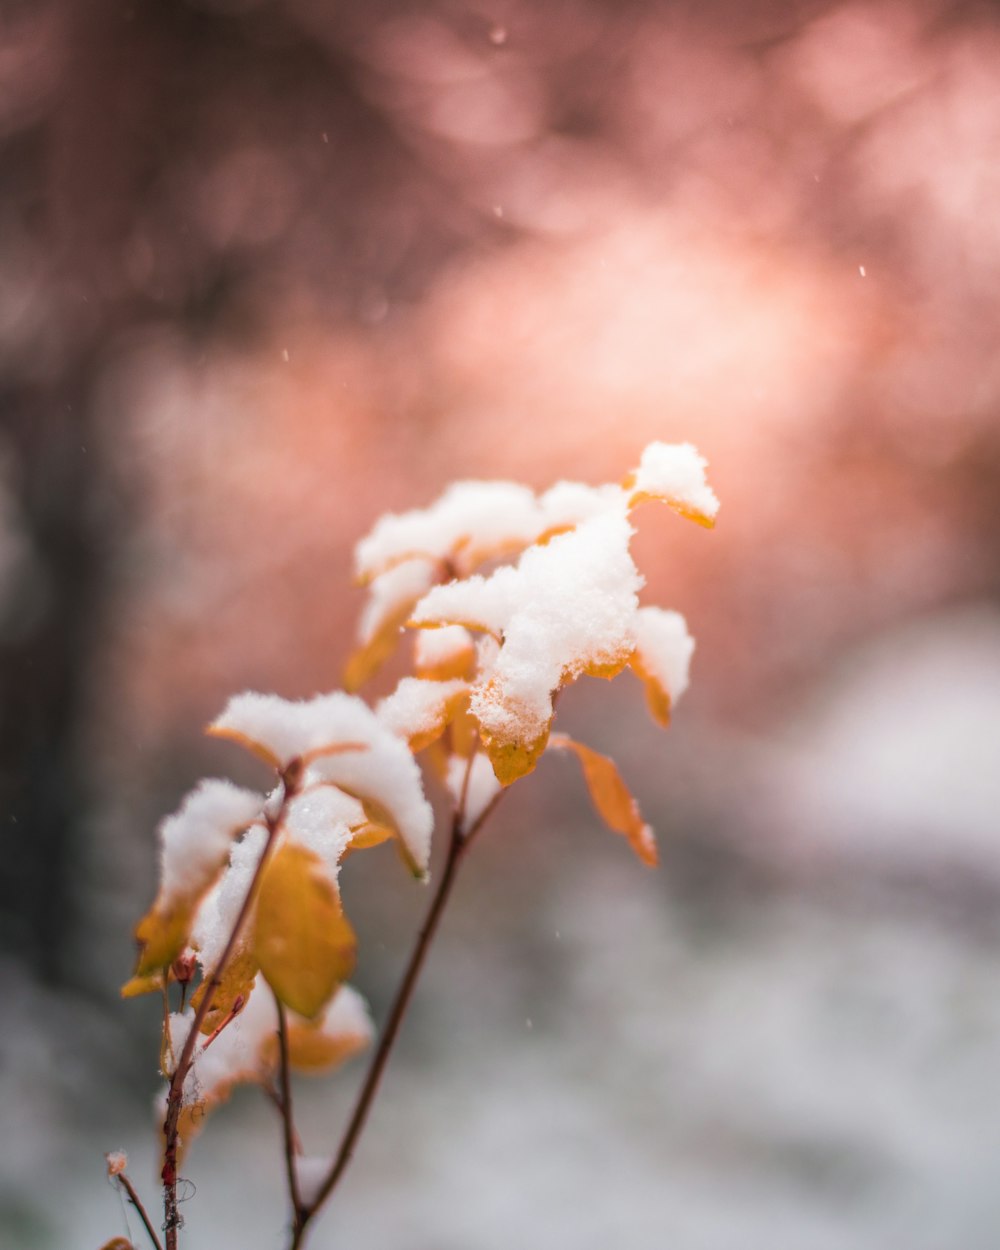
[102,443,718,1250]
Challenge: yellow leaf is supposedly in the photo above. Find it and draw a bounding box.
[579,652,631,681]
[345,819,396,853]
[132,902,193,977]
[479,719,551,786]
[190,943,259,1035]
[253,845,356,1019]
[550,733,658,867]
[120,971,165,999]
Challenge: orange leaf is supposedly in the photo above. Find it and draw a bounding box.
[252,844,356,1019]
[550,733,658,867]
[628,650,672,727]
[98,1240,134,1250]
[625,485,717,528]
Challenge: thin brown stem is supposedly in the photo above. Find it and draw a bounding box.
[274,994,305,1230]
[289,821,469,1248]
[116,1171,164,1250]
[161,786,290,1250]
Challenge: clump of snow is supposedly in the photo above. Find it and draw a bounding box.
[357,557,437,645]
[446,753,502,831]
[632,607,695,705]
[210,691,434,874]
[321,983,373,1039]
[413,623,475,675]
[354,480,543,581]
[376,677,468,743]
[158,780,264,905]
[413,511,643,760]
[284,787,366,882]
[190,822,268,972]
[627,442,719,522]
[304,709,434,876]
[538,480,627,531]
[210,692,377,769]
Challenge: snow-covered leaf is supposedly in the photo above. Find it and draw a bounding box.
[628,607,695,727]
[354,480,543,583]
[207,692,370,771]
[261,984,373,1074]
[345,558,437,690]
[412,510,642,784]
[623,441,719,527]
[131,781,263,977]
[376,676,470,752]
[412,623,477,681]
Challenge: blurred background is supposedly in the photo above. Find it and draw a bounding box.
[3,0,1000,1246]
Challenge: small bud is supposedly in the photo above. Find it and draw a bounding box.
[171,953,196,984]
[105,1150,128,1178]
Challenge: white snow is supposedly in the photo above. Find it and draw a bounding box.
[413,623,475,675]
[538,480,627,531]
[376,676,469,743]
[354,480,543,581]
[190,822,269,973]
[318,982,374,1045]
[283,786,366,882]
[627,441,719,522]
[157,780,264,905]
[302,704,435,876]
[209,692,377,769]
[632,606,695,705]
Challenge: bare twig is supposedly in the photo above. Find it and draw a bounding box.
[116,1171,164,1250]
[274,993,305,1230]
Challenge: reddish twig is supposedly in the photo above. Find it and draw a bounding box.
[161,779,292,1250]
[116,1170,164,1250]
[274,993,306,1230]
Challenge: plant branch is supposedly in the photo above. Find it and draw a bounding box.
[161,784,290,1250]
[289,772,505,1249]
[116,1171,164,1250]
[274,993,305,1229]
